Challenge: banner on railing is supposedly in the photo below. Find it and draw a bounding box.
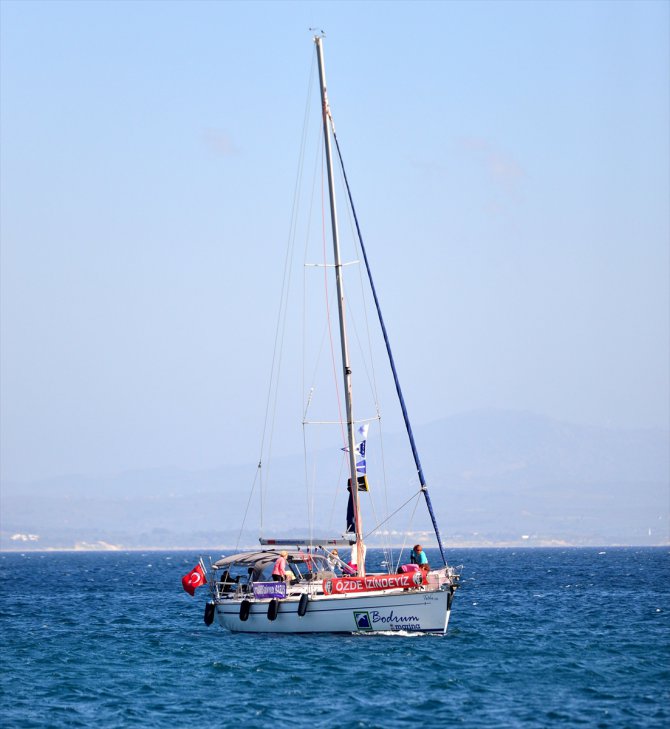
[252,582,287,599]
[322,572,425,595]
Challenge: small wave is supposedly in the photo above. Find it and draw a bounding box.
[352,630,428,637]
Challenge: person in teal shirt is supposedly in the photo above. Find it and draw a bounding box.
[411,544,429,573]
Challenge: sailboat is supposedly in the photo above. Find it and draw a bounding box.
[183,35,460,634]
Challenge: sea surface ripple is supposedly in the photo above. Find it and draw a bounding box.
[0,547,668,727]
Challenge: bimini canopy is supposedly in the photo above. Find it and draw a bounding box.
[212,550,288,571]
[211,550,334,582]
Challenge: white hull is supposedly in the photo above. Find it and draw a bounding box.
[215,588,453,634]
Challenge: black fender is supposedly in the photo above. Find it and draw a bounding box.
[267,599,279,621]
[204,602,215,626]
[239,599,251,621]
[298,593,310,617]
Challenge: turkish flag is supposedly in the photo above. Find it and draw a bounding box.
[181,563,207,596]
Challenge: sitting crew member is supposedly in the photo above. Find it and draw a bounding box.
[220,570,238,592]
[411,544,429,574]
[272,550,289,582]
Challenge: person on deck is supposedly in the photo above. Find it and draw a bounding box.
[272,551,289,581]
[411,544,429,574]
[327,549,340,573]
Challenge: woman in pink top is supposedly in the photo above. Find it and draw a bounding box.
[272,550,289,581]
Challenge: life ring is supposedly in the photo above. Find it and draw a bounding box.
[267,599,279,621]
[239,599,251,621]
[298,593,310,617]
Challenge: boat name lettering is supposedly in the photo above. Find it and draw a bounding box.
[370,610,420,626]
[322,573,425,595]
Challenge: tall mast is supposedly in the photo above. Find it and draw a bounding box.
[314,35,366,577]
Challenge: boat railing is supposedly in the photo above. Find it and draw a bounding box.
[425,566,461,591]
[211,564,451,600]
[209,566,333,601]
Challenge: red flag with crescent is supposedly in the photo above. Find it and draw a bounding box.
[181,563,207,596]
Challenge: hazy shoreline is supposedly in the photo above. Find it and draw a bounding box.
[2,541,667,554]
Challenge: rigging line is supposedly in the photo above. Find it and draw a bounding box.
[339,176,398,571]
[304,286,340,421]
[335,158,394,561]
[329,130,393,568]
[362,489,423,540]
[301,124,323,545]
[395,492,423,573]
[342,293,378,404]
[236,463,261,550]
[302,122,322,437]
[312,242,365,400]
[336,149,383,415]
[307,425,339,538]
[302,129,348,536]
[329,121,399,571]
[302,423,313,544]
[257,53,316,531]
[365,427,395,571]
[304,416,379,425]
[326,454,347,533]
[320,140,347,452]
[375,417,394,563]
[333,154,397,567]
[304,261,360,267]
[302,123,342,540]
[331,126,448,567]
[364,475,394,573]
[359,420,394,570]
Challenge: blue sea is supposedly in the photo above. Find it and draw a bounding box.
[1,547,668,728]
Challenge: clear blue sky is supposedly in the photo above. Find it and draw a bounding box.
[1,0,668,482]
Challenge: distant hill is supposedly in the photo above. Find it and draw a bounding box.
[1,410,667,550]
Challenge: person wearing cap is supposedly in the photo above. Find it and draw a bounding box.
[272,550,289,581]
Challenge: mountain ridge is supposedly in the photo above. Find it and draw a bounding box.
[2,409,667,550]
